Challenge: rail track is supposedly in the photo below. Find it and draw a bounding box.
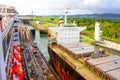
[19,27,59,80]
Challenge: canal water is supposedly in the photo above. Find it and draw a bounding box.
[33,30,49,60]
[25,25,49,60]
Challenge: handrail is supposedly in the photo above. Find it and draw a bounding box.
[4,28,14,67]
[1,18,14,40]
[0,32,6,80]
[0,18,15,80]
[3,18,15,67]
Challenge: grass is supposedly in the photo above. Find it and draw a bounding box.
[43,22,56,27]
[80,35,94,44]
[84,30,94,35]
[32,17,58,29]
[40,34,47,38]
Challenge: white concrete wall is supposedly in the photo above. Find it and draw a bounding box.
[104,40,120,51]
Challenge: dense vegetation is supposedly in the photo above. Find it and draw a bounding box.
[33,17,120,42]
[68,18,120,42]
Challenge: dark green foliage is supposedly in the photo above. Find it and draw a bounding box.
[68,18,120,42]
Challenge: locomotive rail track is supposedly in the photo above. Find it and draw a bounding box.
[19,27,59,80]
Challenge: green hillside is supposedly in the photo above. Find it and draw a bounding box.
[68,18,120,42]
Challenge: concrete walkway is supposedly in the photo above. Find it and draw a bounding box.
[95,40,120,52]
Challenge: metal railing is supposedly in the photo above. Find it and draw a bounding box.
[0,18,14,80]
[1,18,15,67]
[1,18,14,40]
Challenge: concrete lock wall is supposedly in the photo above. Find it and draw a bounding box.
[104,40,120,52]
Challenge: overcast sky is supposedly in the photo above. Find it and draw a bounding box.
[1,0,120,15]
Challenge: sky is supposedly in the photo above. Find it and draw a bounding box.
[1,0,120,15]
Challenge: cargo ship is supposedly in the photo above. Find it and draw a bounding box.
[48,15,120,80]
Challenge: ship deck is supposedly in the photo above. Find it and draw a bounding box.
[49,44,102,80]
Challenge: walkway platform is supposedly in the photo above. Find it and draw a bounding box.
[95,40,120,52]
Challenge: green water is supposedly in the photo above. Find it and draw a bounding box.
[33,30,49,60]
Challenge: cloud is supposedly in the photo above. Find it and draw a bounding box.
[1,0,120,15]
[71,0,120,14]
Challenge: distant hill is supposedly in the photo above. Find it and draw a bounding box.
[67,13,120,20]
[21,13,120,20]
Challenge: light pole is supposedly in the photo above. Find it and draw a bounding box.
[64,9,68,24]
[31,10,33,21]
